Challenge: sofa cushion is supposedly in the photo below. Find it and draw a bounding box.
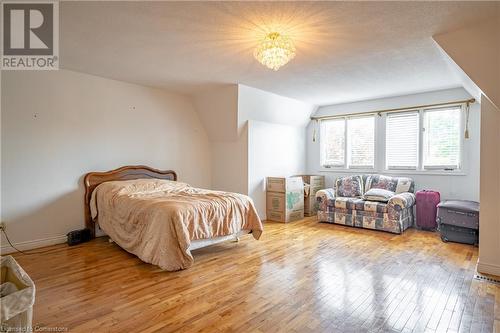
[361,201,388,213]
[335,175,364,197]
[334,197,388,213]
[334,197,365,210]
[365,175,414,194]
[363,188,395,202]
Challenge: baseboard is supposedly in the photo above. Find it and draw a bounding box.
[477,261,500,277]
[1,234,67,255]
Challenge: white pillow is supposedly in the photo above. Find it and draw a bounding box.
[363,188,395,202]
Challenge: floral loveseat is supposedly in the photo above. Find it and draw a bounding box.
[315,175,415,234]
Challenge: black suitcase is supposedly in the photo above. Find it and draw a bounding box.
[437,200,479,245]
[439,223,478,245]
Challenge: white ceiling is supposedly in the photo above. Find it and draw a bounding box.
[60,1,498,106]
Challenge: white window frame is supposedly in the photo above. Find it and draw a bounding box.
[385,111,420,171]
[346,115,376,169]
[421,106,464,171]
[320,114,377,172]
[319,118,346,168]
[318,104,465,175]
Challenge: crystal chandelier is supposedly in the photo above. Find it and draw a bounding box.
[254,32,296,71]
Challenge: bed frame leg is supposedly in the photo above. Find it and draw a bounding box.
[232,236,240,243]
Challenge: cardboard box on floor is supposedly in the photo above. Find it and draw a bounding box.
[266,177,304,223]
[296,175,325,188]
[294,175,326,216]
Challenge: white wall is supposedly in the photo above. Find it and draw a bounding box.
[248,121,306,218]
[192,85,238,141]
[238,84,316,130]
[238,85,314,218]
[191,84,315,199]
[0,69,2,234]
[307,87,480,201]
[1,69,211,252]
[478,97,500,276]
[192,85,246,193]
[210,129,248,194]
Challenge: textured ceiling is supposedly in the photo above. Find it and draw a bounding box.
[60,1,498,105]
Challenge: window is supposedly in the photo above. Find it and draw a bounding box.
[319,104,464,173]
[320,116,375,169]
[386,112,419,169]
[423,107,461,170]
[320,119,345,167]
[347,116,375,168]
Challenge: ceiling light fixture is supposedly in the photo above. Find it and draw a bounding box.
[254,32,296,71]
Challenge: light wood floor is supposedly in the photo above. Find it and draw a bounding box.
[12,218,500,333]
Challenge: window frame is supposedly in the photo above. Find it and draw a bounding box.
[319,118,346,168]
[318,104,465,175]
[421,106,464,171]
[346,115,376,169]
[385,111,420,171]
[320,114,377,171]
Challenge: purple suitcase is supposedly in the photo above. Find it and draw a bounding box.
[416,190,441,230]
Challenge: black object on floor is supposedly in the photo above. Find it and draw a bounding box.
[439,223,478,245]
[67,228,92,246]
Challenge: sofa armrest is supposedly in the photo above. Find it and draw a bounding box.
[388,192,416,210]
[315,188,336,212]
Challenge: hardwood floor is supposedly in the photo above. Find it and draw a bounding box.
[11,218,500,333]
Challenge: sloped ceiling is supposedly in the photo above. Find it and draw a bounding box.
[192,85,239,141]
[434,17,500,108]
[60,1,497,105]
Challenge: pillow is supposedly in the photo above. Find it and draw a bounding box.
[335,176,364,197]
[363,188,395,202]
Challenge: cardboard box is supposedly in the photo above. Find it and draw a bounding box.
[295,175,325,188]
[266,177,304,223]
[266,192,304,223]
[295,175,325,216]
[266,176,303,193]
[304,185,324,216]
[304,193,317,216]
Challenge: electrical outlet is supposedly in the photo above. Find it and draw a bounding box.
[0,222,6,231]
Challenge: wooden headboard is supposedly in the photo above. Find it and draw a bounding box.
[83,165,177,237]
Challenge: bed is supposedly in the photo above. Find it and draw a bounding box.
[84,165,263,271]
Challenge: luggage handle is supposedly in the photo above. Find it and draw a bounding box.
[447,209,477,217]
[447,209,466,215]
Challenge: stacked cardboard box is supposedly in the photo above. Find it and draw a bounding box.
[266,177,304,223]
[295,175,326,216]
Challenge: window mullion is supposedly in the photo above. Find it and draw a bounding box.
[344,117,348,168]
[459,105,464,170]
[418,109,424,171]
[378,114,386,172]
